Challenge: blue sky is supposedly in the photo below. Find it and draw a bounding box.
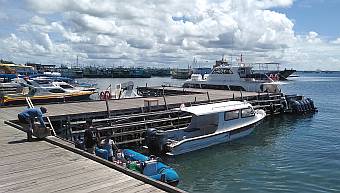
[275,0,340,38]
[0,0,340,70]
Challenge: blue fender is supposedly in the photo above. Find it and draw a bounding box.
[123,149,149,162]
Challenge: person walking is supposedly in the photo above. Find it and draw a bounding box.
[17,107,47,141]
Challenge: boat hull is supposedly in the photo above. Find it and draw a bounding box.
[1,92,93,106]
[183,80,280,93]
[167,124,255,156]
[266,69,296,80]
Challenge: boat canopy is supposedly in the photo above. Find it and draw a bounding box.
[179,101,251,116]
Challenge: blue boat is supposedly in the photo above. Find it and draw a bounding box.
[123,149,180,186]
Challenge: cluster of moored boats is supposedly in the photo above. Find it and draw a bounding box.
[0,72,143,106]
[0,75,97,106]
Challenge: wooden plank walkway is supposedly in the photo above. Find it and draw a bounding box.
[0,116,174,193]
[0,87,268,121]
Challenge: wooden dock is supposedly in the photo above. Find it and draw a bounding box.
[1,87,281,119]
[2,87,285,147]
[0,111,185,192]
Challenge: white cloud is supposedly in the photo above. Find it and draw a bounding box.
[0,0,338,70]
[331,38,340,44]
[30,15,47,25]
[305,31,322,44]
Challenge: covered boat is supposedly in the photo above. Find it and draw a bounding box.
[146,101,266,155]
[123,149,179,186]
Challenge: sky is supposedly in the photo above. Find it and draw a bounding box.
[0,0,339,70]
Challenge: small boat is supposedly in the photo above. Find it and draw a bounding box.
[146,101,266,155]
[265,68,296,81]
[122,149,180,186]
[1,91,95,106]
[51,81,97,93]
[99,81,140,100]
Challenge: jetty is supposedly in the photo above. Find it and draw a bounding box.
[0,108,185,192]
[3,87,287,145]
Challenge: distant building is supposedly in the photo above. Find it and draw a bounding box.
[26,62,56,72]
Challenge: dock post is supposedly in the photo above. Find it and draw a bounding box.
[162,94,168,110]
[194,96,197,103]
[207,92,210,102]
[240,90,243,100]
[233,93,235,100]
[105,98,111,118]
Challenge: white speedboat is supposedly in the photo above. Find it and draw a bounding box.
[146,101,266,155]
[183,64,281,93]
[99,81,141,100]
[51,81,97,93]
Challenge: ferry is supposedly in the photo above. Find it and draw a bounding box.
[183,64,281,93]
[146,101,266,155]
[170,68,193,79]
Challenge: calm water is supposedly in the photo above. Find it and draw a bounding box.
[78,72,340,193]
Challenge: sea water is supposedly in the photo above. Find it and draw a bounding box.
[78,72,340,192]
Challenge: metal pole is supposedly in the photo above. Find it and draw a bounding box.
[207,92,210,102]
[163,94,168,110]
[105,97,110,118]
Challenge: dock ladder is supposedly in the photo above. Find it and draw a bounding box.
[25,97,57,136]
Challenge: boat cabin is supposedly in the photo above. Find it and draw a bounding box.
[163,101,255,141]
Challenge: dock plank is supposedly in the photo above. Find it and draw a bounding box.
[0,114,171,193]
[0,87,270,121]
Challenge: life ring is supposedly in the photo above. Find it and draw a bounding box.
[104,91,111,100]
[99,91,105,100]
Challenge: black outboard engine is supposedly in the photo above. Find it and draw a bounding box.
[289,98,317,114]
[146,128,168,155]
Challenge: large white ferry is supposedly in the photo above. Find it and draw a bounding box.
[183,58,281,93]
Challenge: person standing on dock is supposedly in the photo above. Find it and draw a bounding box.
[100,132,118,161]
[17,107,47,142]
[83,119,98,154]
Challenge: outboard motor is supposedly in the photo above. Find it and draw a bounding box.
[292,100,301,113]
[304,99,311,111]
[300,100,306,112]
[146,128,168,155]
[307,98,315,110]
[298,100,306,112]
